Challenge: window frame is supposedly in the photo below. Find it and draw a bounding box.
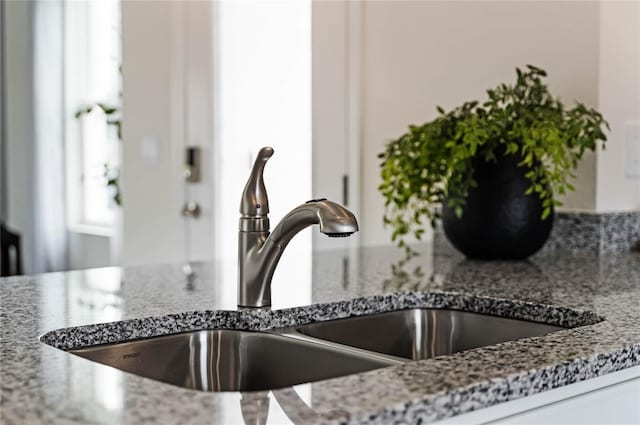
[63,0,121,233]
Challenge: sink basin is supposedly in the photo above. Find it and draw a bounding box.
[295,309,566,360]
[69,330,396,392]
[60,308,569,392]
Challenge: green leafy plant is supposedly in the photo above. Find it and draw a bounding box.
[75,102,122,206]
[75,102,122,140]
[378,65,609,252]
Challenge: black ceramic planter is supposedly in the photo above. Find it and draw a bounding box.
[442,154,553,260]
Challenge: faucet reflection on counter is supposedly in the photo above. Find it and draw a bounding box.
[238,147,359,308]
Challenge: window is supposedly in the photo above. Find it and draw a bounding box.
[64,0,121,230]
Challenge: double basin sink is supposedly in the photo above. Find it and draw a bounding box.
[68,309,565,392]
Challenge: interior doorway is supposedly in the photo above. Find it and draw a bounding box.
[212,0,313,310]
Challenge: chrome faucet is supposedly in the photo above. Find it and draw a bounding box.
[238,147,359,308]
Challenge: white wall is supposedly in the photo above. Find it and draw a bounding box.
[596,0,640,212]
[358,1,601,247]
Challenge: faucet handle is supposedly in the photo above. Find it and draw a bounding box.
[240,147,274,217]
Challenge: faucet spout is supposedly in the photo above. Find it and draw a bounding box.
[237,148,359,308]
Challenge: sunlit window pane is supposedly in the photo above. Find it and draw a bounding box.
[65,0,121,227]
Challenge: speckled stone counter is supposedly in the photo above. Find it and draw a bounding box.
[2,244,640,424]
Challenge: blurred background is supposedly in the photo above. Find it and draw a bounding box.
[1,0,638,276]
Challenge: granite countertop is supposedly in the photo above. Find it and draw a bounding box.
[1,244,640,424]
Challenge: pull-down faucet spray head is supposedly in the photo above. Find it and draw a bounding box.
[267,198,358,246]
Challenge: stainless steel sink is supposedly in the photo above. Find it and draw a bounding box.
[70,329,397,392]
[294,309,566,360]
[65,308,566,392]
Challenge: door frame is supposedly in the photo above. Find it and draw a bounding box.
[311,0,362,251]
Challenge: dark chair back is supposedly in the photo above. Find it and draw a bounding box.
[1,222,22,276]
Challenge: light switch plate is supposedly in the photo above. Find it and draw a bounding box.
[626,124,640,178]
[141,136,160,165]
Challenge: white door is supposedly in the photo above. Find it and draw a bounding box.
[121,0,358,275]
[172,1,215,265]
[121,0,215,268]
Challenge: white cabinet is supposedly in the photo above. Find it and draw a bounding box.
[437,366,640,425]
[491,378,640,425]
